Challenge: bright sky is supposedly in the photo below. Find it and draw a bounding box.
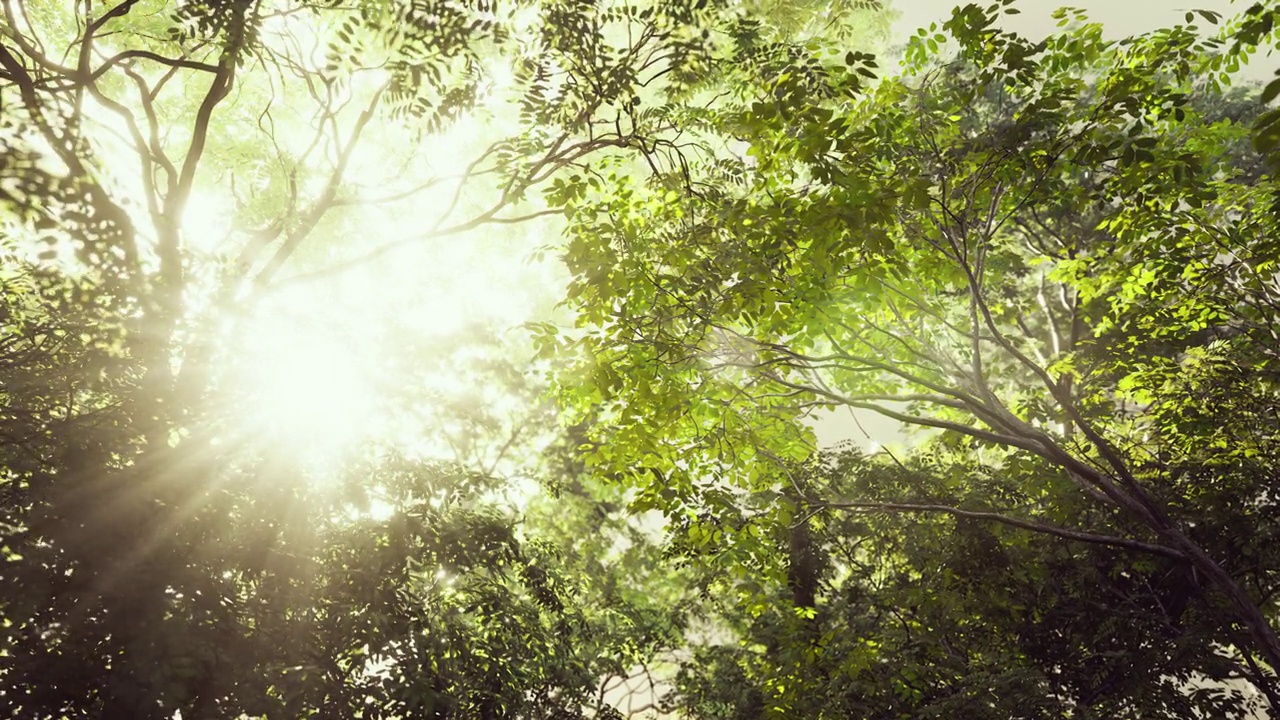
[890,0,1278,78]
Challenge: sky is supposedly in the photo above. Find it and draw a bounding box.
[892,0,1280,79]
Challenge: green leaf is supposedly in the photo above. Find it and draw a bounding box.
[1262,75,1280,104]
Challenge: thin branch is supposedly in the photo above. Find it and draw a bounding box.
[251,82,388,286]
[86,49,219,83]
[266,208,565,290]
[820,500,1185,560]
[765,373,1047,453]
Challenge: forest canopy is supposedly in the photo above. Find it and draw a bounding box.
[2,0,1280,718]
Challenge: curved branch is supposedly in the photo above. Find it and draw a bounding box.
[265,208,565,290]
[820,500,1185,560]
[250,82,388,286]
[87,50,219,83]
[260,133,630,289]
[766,374,1047,453]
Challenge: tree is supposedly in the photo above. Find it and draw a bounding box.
[666,447,1270,719]
[552,1,1280,715]
[0,0,752,715]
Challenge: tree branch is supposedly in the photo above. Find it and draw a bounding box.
[87,50,219,84]
[820,499,1185,560]
[265,208,565,290]
[250,82,388,287]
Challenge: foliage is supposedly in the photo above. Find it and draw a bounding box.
[12,0,1280,716]
[0,0,743,715]
[3,447,667,719]
[552,1,1280,715]
[669,449,1264,719]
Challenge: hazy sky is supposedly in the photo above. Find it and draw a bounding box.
[890,0,1278,80]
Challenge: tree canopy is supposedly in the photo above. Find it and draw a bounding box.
[3,0,1280,718]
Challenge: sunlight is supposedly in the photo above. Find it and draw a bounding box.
[366,497,396,521]
[182,189,234,256]
[190,40,567,491]
[238,319,375,472]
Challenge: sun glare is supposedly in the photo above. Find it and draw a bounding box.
[200,47,568,491]
[183,190,234,256]
[239,321,375,471]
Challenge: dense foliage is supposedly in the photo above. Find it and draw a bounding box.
[0,0,726,715]
[4,0,1280,718]
[550,1,1280,716]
